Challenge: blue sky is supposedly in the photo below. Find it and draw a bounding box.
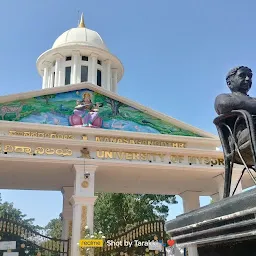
[1,0,256,226]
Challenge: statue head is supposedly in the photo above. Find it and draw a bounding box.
[226,66,253,94]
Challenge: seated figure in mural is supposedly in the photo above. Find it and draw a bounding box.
[69,93,103,127]
[215,66,255,147]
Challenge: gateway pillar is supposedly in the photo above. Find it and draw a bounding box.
[180,191,200,256]
[61,187,73,240]
[70,165,98,256]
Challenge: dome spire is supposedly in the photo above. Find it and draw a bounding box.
[78,13,85,28]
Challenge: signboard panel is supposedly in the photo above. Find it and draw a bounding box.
[3,252,19,256]
[0,241,16,250]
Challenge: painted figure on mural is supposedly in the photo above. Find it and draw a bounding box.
[69,92,103,127]
[215,66,255,115]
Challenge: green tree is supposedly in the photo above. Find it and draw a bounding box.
[0,194,40,229]
[44,217,62,239]
[38,94,56,104]
[0,194,43,256]
[93,92,124,116]
[43,193,177,238]
[94,193,177,235]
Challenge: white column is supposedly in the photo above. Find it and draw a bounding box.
[58,59,64,87]
[49,71,53,88]
[213,174,225,200]
[72,51,80,84]
[180,191,200,256]
[181,191,200,213]
[104,60,111,91]
[54,58,60,87]
[90,54,98,85]
[61,187,73,240]
[112,68,118,93]
[42,67,49,89]
[46,67,51,88]
[70,165,98,256]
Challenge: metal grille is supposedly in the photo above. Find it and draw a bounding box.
[0,214,70,256]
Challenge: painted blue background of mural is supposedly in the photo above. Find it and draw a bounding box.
[0,89,201,136]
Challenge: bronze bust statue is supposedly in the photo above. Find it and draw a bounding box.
[215,66,256,115]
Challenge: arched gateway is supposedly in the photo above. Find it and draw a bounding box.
[0,14,253,256]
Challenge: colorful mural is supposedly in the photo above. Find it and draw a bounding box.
[0,89,201,136]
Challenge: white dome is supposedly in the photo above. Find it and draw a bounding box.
[52,27,108,51]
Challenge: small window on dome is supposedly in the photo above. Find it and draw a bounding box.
[66,56,72,61]
[65,66,71,85]
[53,72,55,87]
[81,66,88,82]
[97,60,102,65]
[82,56,88,61]
[97,69,102,86]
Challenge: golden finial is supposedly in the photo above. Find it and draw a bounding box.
[78,13,85,28]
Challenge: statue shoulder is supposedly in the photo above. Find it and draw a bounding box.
[214,93,237,115]
[215,93,233,102]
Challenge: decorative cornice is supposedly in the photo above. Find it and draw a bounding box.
[73,164,98,173]
[69,195,98,206]
[42,61,52,68]
[53,53,64,59]
[72,50,81,56]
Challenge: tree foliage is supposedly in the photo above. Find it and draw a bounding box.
[94,193,177,236]
[0,194,41,229]
[0,192,177,243]
[0,194,44,256]
[93,92,124,116]
[44,217,62,239]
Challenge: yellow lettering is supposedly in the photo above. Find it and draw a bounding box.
[204,157,210,165]
[125,152,133,160]
[96,151,104,158]
[37,133,44,138]
[116,151,124,159]
[158,154,165,162]
[211,158,218,165]
[196,157,203,164]
[155,141,160,146]
[218,158,224,165]
[133,153,140,160]
[140,153,148,161]
[34,147,44,155]
[188,156,197,164]
[104,151,113,159]
[95,137,102,142]
[4,145,13,152]
[170,155,180,163]
[110,138,117,143]
[45,148,55,155]
[178,156,184,163]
